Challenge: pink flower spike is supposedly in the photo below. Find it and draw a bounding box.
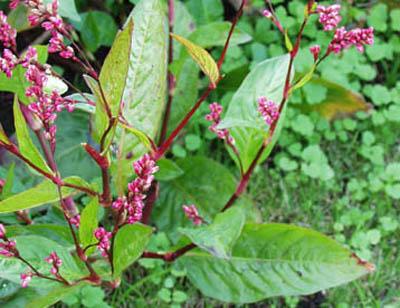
[0,240,17,257]
[94,227,112,257]
[183,205,203,226]
[9,0,20,9]
[0,224,5,239]
[316,4,342,31]
[20,273,32,288]
[258,97,280,126]
[21,46,38,68]
[309,45,321,62]
[205,102,235,145]
[69,214,80,228]
[328,27,374,54]
[45,251,62,276]
[0,49,18,78]
[0,11,17,48]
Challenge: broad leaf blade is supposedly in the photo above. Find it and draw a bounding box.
[79,198,100,255]
[113,224,152,278]
[219,54,292,171]
[0,176,90,213]
[0,124,11,145]
[13,98,53,174]
[179,206,246,259]
[180,223,374,303]
[29,284,84,308]
[172,33,219,85]
[99,19,134,117]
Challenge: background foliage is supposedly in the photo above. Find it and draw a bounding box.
[0,0,399,306]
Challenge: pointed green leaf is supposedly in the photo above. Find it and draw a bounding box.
[180,223,374,303]
[29,284,84,308]
[179,206,246,259]
[79,198,100,256]
[0,176,91,213]
[13,98,53,174]
[291,64,316,92]
[99,20,134,117]
[114,0,168,192]
[0,123,11,145]
[113,224,153,278]
[155,159,184,181]
[172,33,219,85]
[219,54,293,171]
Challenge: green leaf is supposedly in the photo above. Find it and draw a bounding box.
[0,124,11,145]
[55,111,99,180]
[80,11,118,52]
[30,284,84,308]
[188,22,252,48]
[186,0,224,26]
[284,30,293,52]
[79,198,100,255]
[43,0,81,22]
[179,206,246,259]
[294,78,371,120]
[1,235,84,286]
[13,98,53,174]
[156,159,184,181]
[172,33,219,85]
[7,4,31,32]
[152,156,258,236]
[120,124,153,151]
[100,19,134,117]
[219,54,292,171]
[113,224,153,278]
[115,0,168,192]
[179,223,374,303]
[0,176,90,213]
[291,64,316,92]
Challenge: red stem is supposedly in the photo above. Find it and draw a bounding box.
[155,0,246,160]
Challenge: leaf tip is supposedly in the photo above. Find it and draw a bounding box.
[351,252,375,273]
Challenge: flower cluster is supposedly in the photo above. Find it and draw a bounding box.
[69,214,80,228]
[0,224,18,258]
[182,205,202,226]
[258,97,280,126]
[205,103,234,145]
[20,272,33,288]
[25,61,75,150]
[113,154,159,224]
[94,227,112,258]
[329,27,374,54]
[0,49,17,78]
[316,4,342,31]
[0,11,16,48]
[313,5,374,56]
[11,0,74,59]
[45,251,62,276]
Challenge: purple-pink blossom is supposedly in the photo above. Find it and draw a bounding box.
[329,27,374,54]
[183,205,202,226]
[316,4,342,31]
[25,62,75,150]
[0,224,5,239]
[258,97,280,126]
[0,239,17,257]
[94,227,112,258]
[0,11,16,48]
[45,251,62,276]
[263,9,272,18]
[69,214,80,228]
[20,272,32,288]
[205,103,234,145]
[0,49,17,78]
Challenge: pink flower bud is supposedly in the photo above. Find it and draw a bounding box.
[309,45,321,62]
[316,4,342,31]
[20,273,32,288]
[183,205,203,226]
[0,223,6,239]
[263,9,272,18]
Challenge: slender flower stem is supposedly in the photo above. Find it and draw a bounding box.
[17,255,67,284]
[159,0,176,145]
[155,0,247,160]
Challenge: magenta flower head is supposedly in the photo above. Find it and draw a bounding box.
[69,214,80,228]
[0,239,17,257]
[183,204,203,226]
[20,272,33,288]
[205,102,235,145]
[263,9,272,18]
[0,49,18,78]
[0,223,6,239]
[45,251,62,276]
[0,11,17,48]
[329,27,374,54]
[9,0,20,9]
[258,97,280,126]
[94,227,112,257]
[309,45,321,62]
[316,4,342,31]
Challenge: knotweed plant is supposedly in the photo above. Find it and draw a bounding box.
[0,0,376,305]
